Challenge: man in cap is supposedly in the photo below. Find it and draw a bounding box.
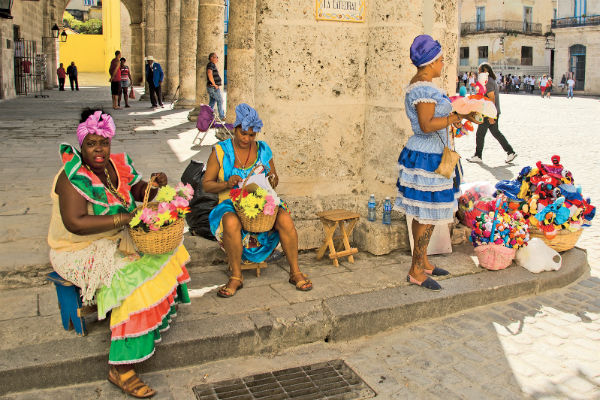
[145,56,164,108]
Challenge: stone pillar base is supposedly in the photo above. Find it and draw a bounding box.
[173,99,197,109]
[352,218,410,256]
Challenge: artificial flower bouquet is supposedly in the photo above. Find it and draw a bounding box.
[128,183,194,254]
[230,183,278,233]
[129,183,194,232]
[469,196,529,270]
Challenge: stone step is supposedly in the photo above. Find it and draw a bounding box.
[0,248,588,396]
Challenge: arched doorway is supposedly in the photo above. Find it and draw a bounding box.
[569,44,585,91]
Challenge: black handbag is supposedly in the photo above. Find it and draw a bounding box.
[180,160,218,240]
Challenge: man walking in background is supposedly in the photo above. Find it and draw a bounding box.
[109,50,122,109]
[145,56,164,108]
[206,52,225,119]
[66,61,79,91]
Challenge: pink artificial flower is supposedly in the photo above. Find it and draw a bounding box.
[265,195,274,205]
[175,182,195,201]
[148,223,160,231]
[140,208,158,224]
[263,202,276,216]
[171,196,189,209]
[157,202,175,214]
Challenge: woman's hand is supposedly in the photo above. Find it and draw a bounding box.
[452,120,463,129]
[227,175,243,189]
[150,172,168,187]
[461,112,483,125]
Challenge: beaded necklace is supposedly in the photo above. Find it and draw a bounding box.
[84,163,129,208]
[233,141,253,169]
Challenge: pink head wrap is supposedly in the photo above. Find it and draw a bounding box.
[76,111,116,146]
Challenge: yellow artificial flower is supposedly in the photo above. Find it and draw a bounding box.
[155,185,176,202]
[244,206,260,219]
[255,187,267,197]
[156,211,172,226]
[129,210,142,228]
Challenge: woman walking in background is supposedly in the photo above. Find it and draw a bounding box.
[467,63,517,164]
[119,58,133,108]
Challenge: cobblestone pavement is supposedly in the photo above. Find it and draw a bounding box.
[0,89,599,399]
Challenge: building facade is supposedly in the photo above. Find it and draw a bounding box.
[459,0,556,77]
[551,0,600,93]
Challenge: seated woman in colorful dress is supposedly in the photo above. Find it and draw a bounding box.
[48,108,191,398]
[396,35,479,291]
[203,103,313,297]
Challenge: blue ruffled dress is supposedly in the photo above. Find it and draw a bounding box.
[208,139,284,263]
[394,82,461,225]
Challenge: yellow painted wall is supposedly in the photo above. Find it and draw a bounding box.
[59,34,105,72]
[103,0,121,76]
[58,0,121,75]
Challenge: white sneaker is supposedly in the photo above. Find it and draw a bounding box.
[467,155,483,163]
[505,153,517,163]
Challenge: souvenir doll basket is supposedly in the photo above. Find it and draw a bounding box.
[233,165,277,233]
[474,244,516,270]
[128,177,184,254]
[529,226,582,252]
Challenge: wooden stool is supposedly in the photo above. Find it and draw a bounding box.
[229,261,267,277]
[46,272,96,336]
[316,209,360,267]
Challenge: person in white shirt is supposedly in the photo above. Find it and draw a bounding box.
[540,75,548,98]
[567,77,575,99]
[468,72,476,95]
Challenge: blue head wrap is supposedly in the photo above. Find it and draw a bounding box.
[234,103,263,132]
[410,35,442,67]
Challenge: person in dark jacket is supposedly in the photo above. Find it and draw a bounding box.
[66,62,79,91]
[145,56,164,108]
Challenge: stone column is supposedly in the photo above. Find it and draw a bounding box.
[175,0,199,108]
[154,0,169,94]
[225,0,256,121]
[165,0,181,97]
[130,22,144,85]
[142,0,154,99]
[190,0,225,119]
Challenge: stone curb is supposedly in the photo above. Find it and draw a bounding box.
[0,248,588,395]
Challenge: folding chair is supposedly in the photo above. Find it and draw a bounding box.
[193,104,234,145]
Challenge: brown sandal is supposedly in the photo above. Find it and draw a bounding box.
[217,276,243,298]
[108,366,156,398]
[289,272,313,291]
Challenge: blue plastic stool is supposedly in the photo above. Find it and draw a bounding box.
[46,272,87,336]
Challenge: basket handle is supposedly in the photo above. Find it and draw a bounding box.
[142,175,158,209]
[240,162,264,199]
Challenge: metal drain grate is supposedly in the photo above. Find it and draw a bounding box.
[192,359,376,400]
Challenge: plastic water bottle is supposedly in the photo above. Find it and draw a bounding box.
[367,194,376,222]
[382,197,392,225]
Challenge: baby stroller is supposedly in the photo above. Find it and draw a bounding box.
[193,104,234,145]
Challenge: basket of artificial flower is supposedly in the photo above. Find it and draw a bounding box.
[128,177,194,254]
[470,197,529,270]
[230,165,278,233]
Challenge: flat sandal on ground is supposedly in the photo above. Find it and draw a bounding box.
[217,276,243,298]
[108,366,156,398]
[289,272,313,291]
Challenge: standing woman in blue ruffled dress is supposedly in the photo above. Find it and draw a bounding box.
[396,35,479,291]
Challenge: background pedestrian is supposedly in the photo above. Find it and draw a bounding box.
[467,63,517,164]
[109,50,122,109]
[66,62,79,91]
[119,58,133,108]
[57,63,66,91]
[206,52,225,119]
[567,76,575,99]
[145,56,164,108]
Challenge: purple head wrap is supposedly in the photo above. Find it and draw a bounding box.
[76,111,116,146]
[410,35,442,67]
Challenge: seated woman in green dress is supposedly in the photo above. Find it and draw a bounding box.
[203,104,313,297]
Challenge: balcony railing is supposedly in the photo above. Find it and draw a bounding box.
[551,15,600,28]
[461,20,542,35]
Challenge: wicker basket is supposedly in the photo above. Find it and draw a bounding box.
[474,244,516,270]
[529,225,582,252]
[233,165,277,233]
[128,177,184,255]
